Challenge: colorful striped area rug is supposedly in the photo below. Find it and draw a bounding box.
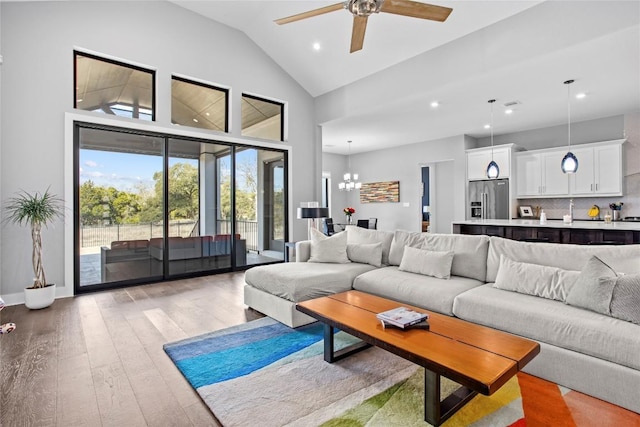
[163,317,638,426]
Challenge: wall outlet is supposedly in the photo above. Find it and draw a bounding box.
[403,202,410,207]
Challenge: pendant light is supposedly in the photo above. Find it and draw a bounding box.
[561,79,579,174]
[486,99,500,179]
[338,140,361,191]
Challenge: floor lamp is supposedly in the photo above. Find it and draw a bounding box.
[297,207,329,240]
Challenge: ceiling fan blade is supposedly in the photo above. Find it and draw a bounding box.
[380,0,452,22]
[350,16,368,53]
[275,3,344,25]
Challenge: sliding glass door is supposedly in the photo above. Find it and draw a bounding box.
[75,123,287,293]
[77,126,165,287]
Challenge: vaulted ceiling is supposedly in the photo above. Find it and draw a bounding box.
[170,1,640,154]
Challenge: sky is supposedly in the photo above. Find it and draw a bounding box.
[79,149,260,192]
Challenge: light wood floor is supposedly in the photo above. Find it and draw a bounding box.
[0,272,264,426]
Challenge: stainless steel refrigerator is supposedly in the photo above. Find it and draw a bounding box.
[468,179,509,220]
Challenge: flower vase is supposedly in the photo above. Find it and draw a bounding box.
[347,216,352,225]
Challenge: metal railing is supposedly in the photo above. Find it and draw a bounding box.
[80,220,259,252]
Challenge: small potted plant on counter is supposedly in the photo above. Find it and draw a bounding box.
[3,188,64,309]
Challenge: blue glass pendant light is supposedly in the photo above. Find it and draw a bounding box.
[486,99,500,179]
[561,80,578,174]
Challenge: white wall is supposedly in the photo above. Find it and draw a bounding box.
[0,1,318,301]
[337,135,467,232]
[476,115,625,149]
[321,152,348,219]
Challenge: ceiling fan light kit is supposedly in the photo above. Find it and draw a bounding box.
[347,0,384,17]
[275,0,453,53]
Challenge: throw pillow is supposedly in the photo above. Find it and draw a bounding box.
[308,228,350,264]
[398,246,454,279]
[347,243,383,267]
[493,255,579,302]
[565,255,618,315]
[606,273,640,325]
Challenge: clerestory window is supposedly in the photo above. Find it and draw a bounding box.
[74,51,155,121]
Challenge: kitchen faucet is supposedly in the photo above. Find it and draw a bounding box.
[569,199,574,223]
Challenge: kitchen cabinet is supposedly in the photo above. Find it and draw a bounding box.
[452,222,637,244]
[466,145,512,181]
[569,142,623,196]
[516,150,569,197]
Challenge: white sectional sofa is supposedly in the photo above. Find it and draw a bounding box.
[243,226,640,413]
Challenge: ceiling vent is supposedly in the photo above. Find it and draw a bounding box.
[503,101,521,107]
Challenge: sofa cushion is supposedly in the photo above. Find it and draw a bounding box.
[345,226,394,265]
[493,255,580,302]
[390,232,490,282]
[309,228,350,264]
[244,262,376,303]
[353,266,483,316]
[608,273,640,325]
[398,246,454,279]
[565,256,618,315]
[388,230,429,265]
[453,284,640,371]
[347,243,382,267]
[487,237,640,283]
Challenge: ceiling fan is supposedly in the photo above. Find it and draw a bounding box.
[275,0,453,53]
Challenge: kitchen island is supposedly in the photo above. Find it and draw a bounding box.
[452,219,640,244]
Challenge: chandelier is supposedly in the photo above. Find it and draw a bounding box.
[339,140,361,191]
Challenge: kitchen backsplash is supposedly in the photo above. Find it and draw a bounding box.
[519,112,640,220]
[517,197,634,220]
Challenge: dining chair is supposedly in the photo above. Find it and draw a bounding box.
[368,218,377,229]
[357,219,369,228]
[325,218,336,235]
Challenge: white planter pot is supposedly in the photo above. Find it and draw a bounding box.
[24,284,56,309]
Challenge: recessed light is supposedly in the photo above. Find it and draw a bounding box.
[430,101,439,108]
[484,124,491,129]
[505,109,513,115]
[205,112,210,116]
[193,118,199,123]
[576,93,586,99]
[313,42,321,51]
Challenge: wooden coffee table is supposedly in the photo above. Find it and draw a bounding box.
[296,290,539,426]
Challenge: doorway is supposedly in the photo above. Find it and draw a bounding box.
[419,160,455,234]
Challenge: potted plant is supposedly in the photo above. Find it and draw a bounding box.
[3,188,64,309]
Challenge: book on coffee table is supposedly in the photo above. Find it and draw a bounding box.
[376,306,428,329]
[380,319,430,330]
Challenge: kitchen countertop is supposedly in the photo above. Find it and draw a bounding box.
[452,219,640,231]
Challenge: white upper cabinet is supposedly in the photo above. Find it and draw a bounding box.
[516,151,569,197]
[569,142,623,196]
[516,139,624,198]
[466,146,512,181]
[516,153,542,196]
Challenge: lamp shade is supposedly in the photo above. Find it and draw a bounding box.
[297,207,329,219]
[486,160,500,179]
[561,152,579,174]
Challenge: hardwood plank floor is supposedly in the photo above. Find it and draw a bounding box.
[0,272,263,426]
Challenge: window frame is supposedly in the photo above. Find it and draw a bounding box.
[241,93,285,142]
[73,50,157,121]
[171,75,230,132]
